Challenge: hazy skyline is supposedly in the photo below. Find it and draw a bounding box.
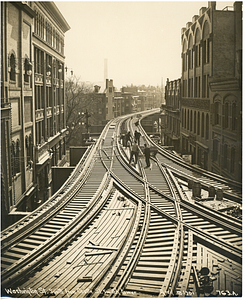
[55,1,234,90]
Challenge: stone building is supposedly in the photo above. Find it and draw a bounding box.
[180,1,242,179]
[1,1,70,228]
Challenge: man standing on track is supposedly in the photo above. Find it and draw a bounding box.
[134,130,141,146]
[143,143,150,168]
[129,140,139,166]
[125,131,132,148]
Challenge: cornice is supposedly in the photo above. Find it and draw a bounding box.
[36,2,70,33]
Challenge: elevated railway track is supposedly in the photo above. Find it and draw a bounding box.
[1,109,242,298]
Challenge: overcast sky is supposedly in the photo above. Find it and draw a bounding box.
[55,1,234,90]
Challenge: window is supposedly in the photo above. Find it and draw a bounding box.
[202,75,206,98]
[190,110,193,132]
[232,103,236,130]
[201,113,205,137]
[10,54,16,81]
[24,58,32,83]
[188,78,193,97]
[11,141,16,176]
[224,102,229,128]
[197,112,200,135]
[184,109,187,129]
[194,111,197,133]
[206,114,209,140]
[25,136,30,167]
[214,102,221,125]
[109,87,112,93]
[182,109,184,127]
[207,75,210,97]
[203,21,210,64]
[187,110,189,130]
[15,139,20,174]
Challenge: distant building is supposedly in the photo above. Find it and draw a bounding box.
[160,78,181,152]
[1,1,70,227]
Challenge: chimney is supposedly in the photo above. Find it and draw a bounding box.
[208,1,216,10]
[94,85,101,93]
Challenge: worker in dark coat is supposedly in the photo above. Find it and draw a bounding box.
[143,143,150,168]
[129,141,139,165]
[125,131,132,148]
[134,130,141,145]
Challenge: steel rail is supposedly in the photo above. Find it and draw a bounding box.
[1,111,242,297]
[1,172,112,286]
[137,113,242,195]
[1,144,94,247]
[1,119,118,286]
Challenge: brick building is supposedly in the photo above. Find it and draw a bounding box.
[179,1,242,179]
[1,1,70,227]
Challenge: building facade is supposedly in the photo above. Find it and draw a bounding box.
[160,78,181,152]
[1,1,70,227]
[179,1,242,178]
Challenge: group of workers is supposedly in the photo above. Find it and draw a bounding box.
[120,130,151,168]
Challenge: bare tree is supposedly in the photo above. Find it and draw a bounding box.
[65,76,103,146]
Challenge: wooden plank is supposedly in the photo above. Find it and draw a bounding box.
[85,245,118,251]
[85,251,112,256]
[125,283,160,294]
[1,256,17,264]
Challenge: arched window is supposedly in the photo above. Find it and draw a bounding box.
[194,111,197,133]
[183,39,187,72]
[188,35,193,69]
[10,54,16,81]
[201,112,205,137]
[206,113,209,140]
[195,28,201,67]
[214,101,221,125]
[197,112,200,135]
[224,102,229,128]
[203,21,210,64]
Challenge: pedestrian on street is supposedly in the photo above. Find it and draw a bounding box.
[143,143,150,168]
[134,130,141,145]
[129,140,139,165]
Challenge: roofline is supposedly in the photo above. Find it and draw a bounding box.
[40,2,70,33]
